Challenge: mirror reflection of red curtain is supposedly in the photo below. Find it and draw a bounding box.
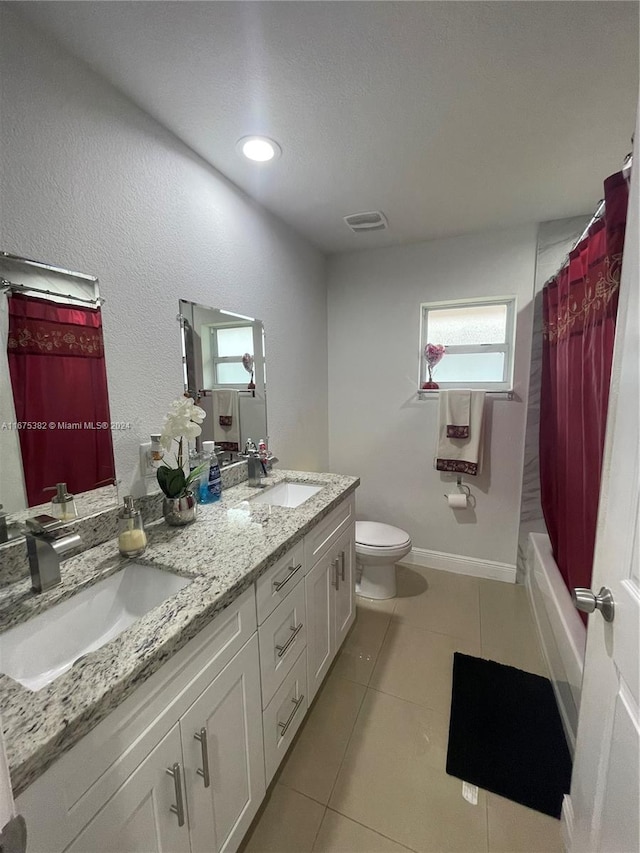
[540,171,629,613]
[7,294,116,506]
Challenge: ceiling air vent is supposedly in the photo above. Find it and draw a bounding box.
[343,211,388,233]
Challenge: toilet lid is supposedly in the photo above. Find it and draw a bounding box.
[356,521,411,548]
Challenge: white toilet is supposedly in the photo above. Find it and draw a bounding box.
[355,521,412,600]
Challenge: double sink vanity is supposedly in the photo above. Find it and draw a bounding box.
[0,468,359,853]
[0,253,356,851]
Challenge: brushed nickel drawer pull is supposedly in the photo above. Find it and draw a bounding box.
[194,727,211,788]
[166,762,185,827]
[340,550,346,582]
[278,694,305,737]
[273,563,302,592]
[331,557,339,589]
[275,622,304,657]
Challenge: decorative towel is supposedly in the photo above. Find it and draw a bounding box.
[445,390,471,439]
[436,390,486,476]
[212,389,240,451]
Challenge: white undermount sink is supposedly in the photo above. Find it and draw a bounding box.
[0,564,192,692]
[249,482,323,508]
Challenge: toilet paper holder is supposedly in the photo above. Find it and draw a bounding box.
[443,475,471,500]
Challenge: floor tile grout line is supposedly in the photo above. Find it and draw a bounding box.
[325,804,422,853]
[382,619,480,644]
[365,682,445,714]
[389,615,481,645]
[309,802,328,852]
[323,675,369,808]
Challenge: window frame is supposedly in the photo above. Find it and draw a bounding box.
[210,322,254,388]
[418,295,517,391]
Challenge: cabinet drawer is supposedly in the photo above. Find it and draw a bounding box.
[256,539,305,624]
[262,649,308,786]
[303,496,355,571]
[258,580,307,708]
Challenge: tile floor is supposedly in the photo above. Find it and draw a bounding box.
[240,565,565,853]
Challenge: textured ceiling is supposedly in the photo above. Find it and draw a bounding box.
[13,1,639,253]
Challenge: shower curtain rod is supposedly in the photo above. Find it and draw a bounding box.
[0,277,104,306]
[545,151,633,287]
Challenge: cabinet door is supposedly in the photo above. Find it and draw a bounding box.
[334,525,356,651]
[305,548,336,703]
[181,635,265,853]
[64,724,188,853]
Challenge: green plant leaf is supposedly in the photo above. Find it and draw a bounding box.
[185,462,208,488]
[157,465,187,498]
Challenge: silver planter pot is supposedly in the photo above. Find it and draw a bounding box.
[162,491,197,526]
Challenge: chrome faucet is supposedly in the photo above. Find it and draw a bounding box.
[25,515,82,593]
[241,440,279,488]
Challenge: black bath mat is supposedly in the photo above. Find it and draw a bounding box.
[446,653,572,818]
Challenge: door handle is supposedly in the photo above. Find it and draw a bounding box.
[331,557,339,589]
[166,762,186,826]
[572,586,615,622]
[194,727,211,788]
[340,550,346,582]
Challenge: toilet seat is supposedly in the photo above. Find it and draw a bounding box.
[356,521,411,549]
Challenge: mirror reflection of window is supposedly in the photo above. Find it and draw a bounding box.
[212,325,254,385]
[178,300,268,460]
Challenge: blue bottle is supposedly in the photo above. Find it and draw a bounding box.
[200,441,222,503]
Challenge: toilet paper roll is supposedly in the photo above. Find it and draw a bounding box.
[447,493,468,509]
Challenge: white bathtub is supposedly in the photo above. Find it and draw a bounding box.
[526,532,586,755]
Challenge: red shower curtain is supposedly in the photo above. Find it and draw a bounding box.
[540,171,629,606]
[7,293,116,506]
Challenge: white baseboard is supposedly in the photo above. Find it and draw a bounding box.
[561,794,574,852]
[400,547,516,583]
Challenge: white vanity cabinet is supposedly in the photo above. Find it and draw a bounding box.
[63,637,264,853]
[178,635,265,853]
[304,497,356,703]
[17,588,265,853]
[64,723,189,853]
[14,489,358,853]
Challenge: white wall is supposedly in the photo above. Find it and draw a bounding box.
[0,6,328,494]
[327,225,538,567]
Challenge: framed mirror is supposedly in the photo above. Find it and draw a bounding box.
[178,300,267,462]
[0,252,117,530]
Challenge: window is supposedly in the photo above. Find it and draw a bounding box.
[210,324,254,386]
[419,296,516,390]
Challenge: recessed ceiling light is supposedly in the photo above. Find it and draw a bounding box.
[237,136,281,163]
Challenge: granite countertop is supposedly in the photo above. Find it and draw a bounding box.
[0,470,359,797]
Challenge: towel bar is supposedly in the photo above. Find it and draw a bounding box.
[417,389,514,400]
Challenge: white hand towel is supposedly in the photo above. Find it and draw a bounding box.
[445,390,471,439]
[212,389,240,450]
[435,390,486,476]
